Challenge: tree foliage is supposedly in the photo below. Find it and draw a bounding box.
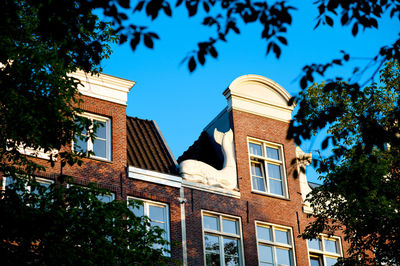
[0,175,171,265]
[292,60,400,265]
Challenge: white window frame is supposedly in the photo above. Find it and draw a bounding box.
[255,221,296,266]
[127,196,170,254]
[74,112,112,161]
[2,176,53,192]
[248,137,289,198]
[201,210,245,266]
[307,235,342,266]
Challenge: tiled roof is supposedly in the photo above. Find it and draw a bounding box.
[127,116,178,175]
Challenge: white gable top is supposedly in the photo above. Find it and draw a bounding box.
[223,74,294,122]
[72,70,135,106]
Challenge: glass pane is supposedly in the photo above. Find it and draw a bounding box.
[266,147,280,160]
[74,135,87,153]
[251,162,263,177]
[275,229,289,244]
[324,239,338,253]
[93,138,107,158]
[308,239,322,250]
[224,238,239,266]
[223,219,238,234]
[97,194,113,203]
[93,120,107,139]
[249,143,263,156]
[267,164,282,180]
[149,205,165,222]
[205,234,220,252]
[269,179,283,195]
[206,253,221,266]
[151,220,165,230]
[253,177,266,192]
[310,257,321,266]
[325,257,338,266]
[276,248,291,266]
[130,202,144,217]
[258,244,273,264]
[257,226,272,241]
[204,215,220,231]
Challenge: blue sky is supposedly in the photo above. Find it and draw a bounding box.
[100,2,399,183]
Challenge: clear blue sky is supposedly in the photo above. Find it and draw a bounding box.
[100,2,399,183]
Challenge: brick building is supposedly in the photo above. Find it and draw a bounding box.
[2,72,348,265]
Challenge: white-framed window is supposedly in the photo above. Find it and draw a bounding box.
[202,211,244,266]
[307,235,342,266]
[74,112,111,161]
[248,138,288,198]
[255,222,295,266]
[2,176,53,193]
[127,196,170,252]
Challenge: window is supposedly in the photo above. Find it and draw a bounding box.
[74,113,111,161]
[248,139,288,197]
[256,222,295,266]
[307,236,342,266]
[202,211,243,266]
[127,197,170,251]
[3,176,53,193]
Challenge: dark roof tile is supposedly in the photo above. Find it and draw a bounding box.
[127,116,178,175]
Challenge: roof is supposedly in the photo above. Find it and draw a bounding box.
[127,116,178,175]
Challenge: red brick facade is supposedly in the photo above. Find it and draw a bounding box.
[1,73,350,265]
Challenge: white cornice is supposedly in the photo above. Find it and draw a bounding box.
[72,70,135,106]
[224,74,294,122]
[127,166,182,188]
[182,180,241,199]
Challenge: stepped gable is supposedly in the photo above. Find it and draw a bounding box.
[127,116,178,175]
[177,131,224,170]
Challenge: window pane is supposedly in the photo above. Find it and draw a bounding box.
[267,164,282,180]
[258,244,273,264]
[308,239,322,250]
[249,143,263,156]
[93,120,106,139]
[205,234,220,252]
[269,179,283,195]
[310,257,321,266]
[251,162,263,177]
[222,219,238,235]
[206,253,221,266]
[325,257,338,266]
[276,248,292,266]
[275,229,289,244]
[93,138,107,158]
[257,226,272,241]
[74,135,87,153]
[151,220,165,230]
[97,193,113,203]
[204,215,220,231]
[149,205,165,222]
[324,239,338,253]
[253,176,266,192]
[130,203,144,217]
[266,147,280,160]
[223,238,239,266]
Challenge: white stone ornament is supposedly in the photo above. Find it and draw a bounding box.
[179,129,237,190]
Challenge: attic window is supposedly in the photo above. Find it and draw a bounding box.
[248,138,288,198]
[74,113,111,161]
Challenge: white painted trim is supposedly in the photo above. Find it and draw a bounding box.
[71,70,135,106]
[182,180,241,199]
[127,166,182,188]
[17,146,58,161]
[306,234,343,266]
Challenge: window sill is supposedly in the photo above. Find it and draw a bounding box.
[251,190,290,201]
[85,156,113,164]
